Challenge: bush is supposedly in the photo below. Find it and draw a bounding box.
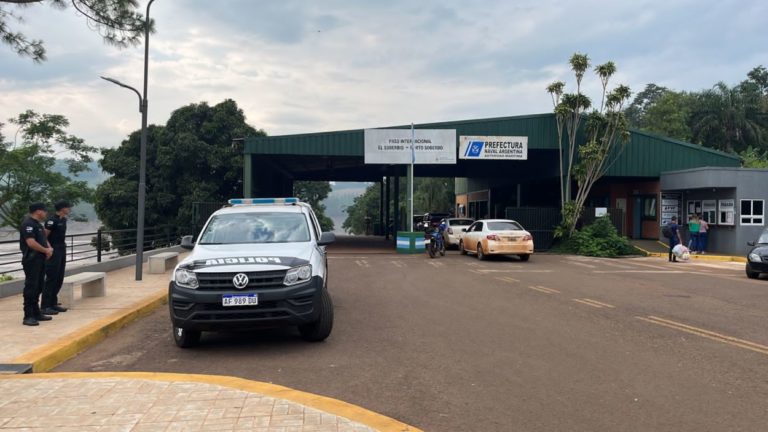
[0,275,12,283]
[558,216,638,257]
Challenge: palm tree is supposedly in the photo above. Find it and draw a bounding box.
[691,82,763,153]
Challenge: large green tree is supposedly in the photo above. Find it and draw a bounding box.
[342,183,380,235]
[1,0,152,62]
[94,99,264,237]
[628,67,768,155]
[625,83,669,127]
[691,81,764,153]
[641,91,695,141]
[294,181,333,231]
[342,177,455,235]
[0,110,96,229]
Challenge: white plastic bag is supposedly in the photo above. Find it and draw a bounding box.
[672,244,690,260]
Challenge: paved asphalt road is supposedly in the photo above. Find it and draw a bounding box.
[56,246,768,432]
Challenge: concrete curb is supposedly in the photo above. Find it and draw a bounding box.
[0,372,422,432]
[10,291,168,373]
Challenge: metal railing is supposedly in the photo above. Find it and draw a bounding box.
[0,225,181,275]
[504,207,626,251]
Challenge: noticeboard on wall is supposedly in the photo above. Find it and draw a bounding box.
[661,193,682,226]
[719,199,735,226]
[687,200,702,216]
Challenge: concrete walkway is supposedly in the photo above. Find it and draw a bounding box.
[0,373,406,432]
[0,257,181,368]
[0,249,420,431]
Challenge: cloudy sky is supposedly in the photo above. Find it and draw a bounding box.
[1,0,766,151]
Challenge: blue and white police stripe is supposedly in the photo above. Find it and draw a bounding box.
[228,198,300,205]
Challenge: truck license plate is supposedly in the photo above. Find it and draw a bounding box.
[222,294,258,307]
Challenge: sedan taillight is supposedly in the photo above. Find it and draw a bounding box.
[522,234,533,241]
[448,228,453,234]
[486,234,500,241]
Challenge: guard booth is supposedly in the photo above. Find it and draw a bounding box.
[661,167,768,255]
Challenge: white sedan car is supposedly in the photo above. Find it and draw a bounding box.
[459,219,534,261]
[443,218,475,248]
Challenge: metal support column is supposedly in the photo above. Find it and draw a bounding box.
[379,180,385,236]
[243,155,252,198]
[394,175,400,234]
[384,176,391,240]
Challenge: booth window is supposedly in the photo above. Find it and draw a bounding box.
[701,200,717,225]
[740,199,764,226]
[719,199,735,225]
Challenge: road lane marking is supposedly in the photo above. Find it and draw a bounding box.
[428,261,445,268]
[495,277,519,284]
[579,298,615,308]
[593,270,686,274]
[637,316,768,356]
[622,261,672,270]
[329,256,369,259]
[354,260,370,268]
[567,261,597,269]
[390,261,405,268]
[475,269,553,273]
[529,285,560,294]
[590,260,634,269]
[572,298,605,308]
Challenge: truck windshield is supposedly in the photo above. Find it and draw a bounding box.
[199,212,310,244]
[759,232,768,244]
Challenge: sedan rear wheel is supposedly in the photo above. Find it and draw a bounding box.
[477,243,487,261]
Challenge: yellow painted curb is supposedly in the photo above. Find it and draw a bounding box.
[633,245,664,258]
[637,243,746,263]
[11,291,168,373]
[0,371,422,432]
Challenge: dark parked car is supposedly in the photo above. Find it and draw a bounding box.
[746,228,768,279]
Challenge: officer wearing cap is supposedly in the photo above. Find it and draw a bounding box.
[19,203,54,326]
[42,200,71,315]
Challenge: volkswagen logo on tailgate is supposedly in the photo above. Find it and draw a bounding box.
[232,273,249,289]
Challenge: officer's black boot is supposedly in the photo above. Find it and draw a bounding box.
[33,305,52,321]
[22,306,39,326]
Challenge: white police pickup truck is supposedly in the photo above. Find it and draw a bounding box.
[169,198,335,347]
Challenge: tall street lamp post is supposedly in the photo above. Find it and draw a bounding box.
[101,0,156,281]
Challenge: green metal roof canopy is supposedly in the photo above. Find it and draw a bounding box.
[244,113,740,182]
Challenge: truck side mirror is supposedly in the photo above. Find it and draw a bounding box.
[747,241,756,247]
[180,235,195,250]
[318,232,336,246]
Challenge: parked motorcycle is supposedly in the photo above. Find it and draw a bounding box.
[425,222,446,258]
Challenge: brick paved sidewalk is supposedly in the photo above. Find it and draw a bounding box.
[0,375,379,432]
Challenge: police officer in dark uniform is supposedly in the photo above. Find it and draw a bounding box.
[20,203,54,326]
[42,200,71,314]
